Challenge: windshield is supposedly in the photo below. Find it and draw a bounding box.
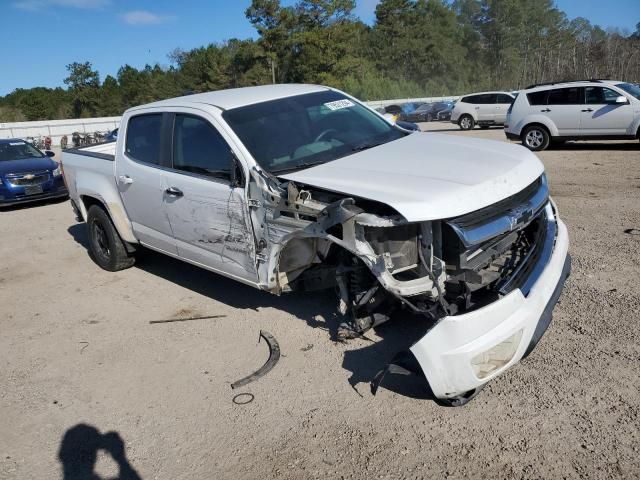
[223,90,406,174]
[616,83,640,100]
[0,141,44,162]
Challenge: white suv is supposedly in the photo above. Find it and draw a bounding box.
[451,91,515,130]
[505,80,640,151]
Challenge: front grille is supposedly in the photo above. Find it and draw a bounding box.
[6,171,49,186]
[445,175,548,248]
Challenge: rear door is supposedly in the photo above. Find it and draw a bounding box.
[476,94,497,122]
[116,112,177,254]
[580,86,634,135]
[494,94,514,124]
[544,87,582,136]
[162,111,259,283]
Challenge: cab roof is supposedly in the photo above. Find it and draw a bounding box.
[127,84,330,113]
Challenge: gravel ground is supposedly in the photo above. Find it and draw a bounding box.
[1,123,639,479]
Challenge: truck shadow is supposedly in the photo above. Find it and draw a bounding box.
[67,224,438,401]
[58,423,141,480]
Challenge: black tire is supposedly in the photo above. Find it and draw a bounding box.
[86,205,135,271]
[521,125,550,151]
[458,114,475,130]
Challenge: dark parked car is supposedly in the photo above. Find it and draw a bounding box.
[436,102,455,121]
[384,104,403,115]
[400,102,453,122]
[104,128,118,141]
[0,139,68,207]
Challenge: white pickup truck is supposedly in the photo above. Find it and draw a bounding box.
[62,84,570,405]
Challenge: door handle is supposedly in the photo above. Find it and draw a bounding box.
[118,175,133,185]
[581,108,594,112]
[540,108,551,112]
[165,187,183,197]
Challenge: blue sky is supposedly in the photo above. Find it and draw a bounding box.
[0,0,638,96]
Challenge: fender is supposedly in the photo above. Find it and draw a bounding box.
[515,115,558,137]
[74,168,138,244]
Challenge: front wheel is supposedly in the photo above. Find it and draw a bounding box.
[459,115,474,130]
[521,125,550,151]
[87,205,136,271]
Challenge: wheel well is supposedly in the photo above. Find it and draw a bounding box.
[81,195,108,218]
[522,123,550,137]
[80,195,137,253]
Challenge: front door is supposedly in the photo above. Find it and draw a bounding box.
[580,86,634,135]
[162,112,258,283]
[116,113,177,254]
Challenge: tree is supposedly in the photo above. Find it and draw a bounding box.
[63,62,100,117]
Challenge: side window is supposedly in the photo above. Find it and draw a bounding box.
[585,87,621,104]
[460,96,470,103]
[527,91,548,106]
[496,94,513,104]
[125,114,163,165]
[603,88,622,104]
[475,94,493,104]
[172,114,233,181]
[547,87,581,105]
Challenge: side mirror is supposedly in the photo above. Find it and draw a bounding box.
[615,96,628,104]
[45,150,55,157]
[230,153,244,188]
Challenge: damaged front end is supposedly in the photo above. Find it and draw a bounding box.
[247,169,570,403]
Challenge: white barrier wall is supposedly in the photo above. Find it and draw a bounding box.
[0,117,121,147]
[0,95,460,147]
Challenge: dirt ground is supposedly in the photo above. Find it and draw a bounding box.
[1,123,639,479]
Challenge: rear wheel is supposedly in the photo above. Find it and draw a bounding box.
[522,125,550,151]
[87,205,135,271]
[459,115,474,130]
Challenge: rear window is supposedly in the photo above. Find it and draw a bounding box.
[125,114,163,165]
[527,91,548,106]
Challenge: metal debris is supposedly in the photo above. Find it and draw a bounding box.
[149,315,226,324]
[232,393,255,405]
[231,330,280,389]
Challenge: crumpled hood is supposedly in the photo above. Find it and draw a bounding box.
[280,132,544,221]
[0,157,57,176]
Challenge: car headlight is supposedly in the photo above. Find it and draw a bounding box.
[52,166,62,177]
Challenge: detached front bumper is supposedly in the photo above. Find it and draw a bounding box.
[410,209,570,400]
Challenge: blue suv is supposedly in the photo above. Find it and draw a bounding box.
[0,139,68,207]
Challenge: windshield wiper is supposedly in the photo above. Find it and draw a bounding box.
[270,161,327,174]
[351,140,387,152]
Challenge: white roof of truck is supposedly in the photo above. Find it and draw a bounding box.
[127,84,329,113]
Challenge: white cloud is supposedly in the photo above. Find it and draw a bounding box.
[13,0,110,11]
[122,10,174,26]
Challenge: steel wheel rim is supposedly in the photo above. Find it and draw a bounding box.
[91,221,110,258]
[526,130,543,148]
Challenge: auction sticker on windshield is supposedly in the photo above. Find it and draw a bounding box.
[324,99,355,111]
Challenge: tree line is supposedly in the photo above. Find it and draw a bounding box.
[1,0,638,122]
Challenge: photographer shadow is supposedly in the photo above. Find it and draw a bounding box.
[58,424,141,480]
